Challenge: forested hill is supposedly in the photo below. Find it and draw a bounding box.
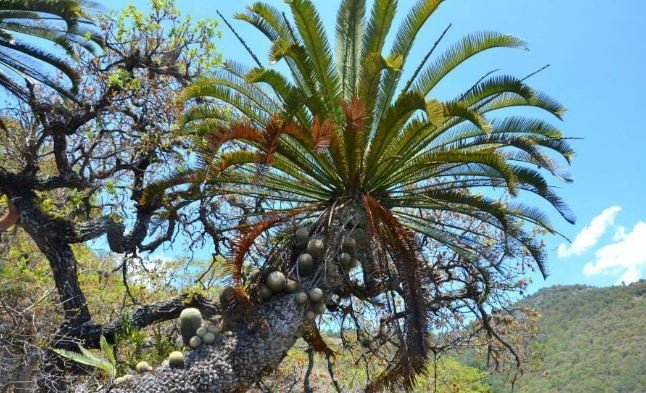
[489,281,646,392]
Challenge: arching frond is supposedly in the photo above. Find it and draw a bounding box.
[0,0,102,99]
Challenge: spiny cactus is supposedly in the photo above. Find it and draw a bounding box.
[114,375,133,384]
[203,331,216,345]
[309,288,324,303]
[168,351,185,369]
[179,308,203,346]
[295,291,309,305]
[307,239,325,261]
[306,310,316,320]
[266,271,287,292]
[135,361,152,373]
[297,253,315,276]
[189,335,202,349]
[207,323,220,334]
[196,326,208,338]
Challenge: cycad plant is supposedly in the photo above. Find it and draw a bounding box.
[0,0,102,100]
[170,0,574,390]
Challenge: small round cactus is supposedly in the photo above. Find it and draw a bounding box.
[342,236,356,252]
[285,279,298,293]
[259,285,273,300]
[266,271,287,292]
[189,335,202,349]
[203,332,216,345]
[135,361,152,373]
[307,239,325,260]
[168,351,185,369]
[295,227,309,249]
[114,375,133,384]
[340,252,353,268]
[196,326,208,338]
[306,310,317,320]
[313,302,327,315]
[295,291,309,305]
[179,308,203,346]
[309,288,324,303]
[297,253,315,276]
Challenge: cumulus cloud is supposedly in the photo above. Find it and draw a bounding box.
[558,206,622,257]
[582,221,646,284]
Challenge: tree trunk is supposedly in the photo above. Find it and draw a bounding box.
[109,293,306,393]
[13,193,91,326]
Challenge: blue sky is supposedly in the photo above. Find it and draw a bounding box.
[92,0,646,291]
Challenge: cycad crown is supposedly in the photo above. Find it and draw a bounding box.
[173,0,575,390]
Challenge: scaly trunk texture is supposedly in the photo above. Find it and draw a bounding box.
[109,294,306,393]
[108,202,369,393]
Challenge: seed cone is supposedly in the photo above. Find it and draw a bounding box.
[342,237,356,252]
[297,253,315,276]
[285,279,298,293]
[266,271,287,292]
[295,227,309,249]
[309,288,324,303]
[259,285,273,300]
[307,239,325,261]
[295,291,309,305]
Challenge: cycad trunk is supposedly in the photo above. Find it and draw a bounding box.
[109,202,369,393]
[109,294,306,393]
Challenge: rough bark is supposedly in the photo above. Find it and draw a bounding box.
[9,192,92,326]
[109,293,306,393]
[105,202,371,393]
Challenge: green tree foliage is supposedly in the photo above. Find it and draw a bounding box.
[486,283,646,392]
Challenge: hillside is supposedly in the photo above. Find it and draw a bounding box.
[488,281,646,393]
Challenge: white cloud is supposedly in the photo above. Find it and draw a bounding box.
[558,206,622,257]
[582,221,646,284]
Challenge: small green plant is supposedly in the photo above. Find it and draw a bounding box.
[52,335,117,380]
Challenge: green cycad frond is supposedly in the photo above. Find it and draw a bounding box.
[335,0,365,100]
[372,0,443,129]
[412,31,527,96]
[287,0,339,112]
[0,0,102,100]
[176,1,575,390]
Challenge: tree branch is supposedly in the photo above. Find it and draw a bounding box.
[62,293,221,349]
